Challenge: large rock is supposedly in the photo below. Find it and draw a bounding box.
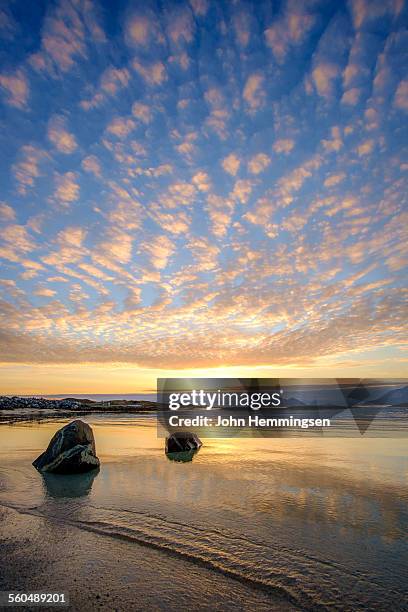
[165,431,202,453]
[33,420,100,474]
[166,450,198,463]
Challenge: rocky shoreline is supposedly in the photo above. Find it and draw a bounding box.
[0,396,158,423]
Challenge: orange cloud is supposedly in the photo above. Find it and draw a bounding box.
[0,69,29,108]
[222,153,240,176]
[48,115,77,153]
[394,80,408,112]
[133,59,167,85]
[273,139,295,154]
[243,73,265,111]
[312,63,339,98]
[106,116,135,138]
[54,172,80,204]
[248,153,271,175]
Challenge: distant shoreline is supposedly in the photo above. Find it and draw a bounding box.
[2,393,157,401]
[0,395,159,423]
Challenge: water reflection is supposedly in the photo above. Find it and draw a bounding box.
[42,468,99,499]
[165,449,200,462]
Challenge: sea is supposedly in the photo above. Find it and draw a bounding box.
[0,415,407,610]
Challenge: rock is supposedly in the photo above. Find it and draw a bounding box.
[166,450,198,463]
[33,420,100,474]
[165,431,202,453]
[58,398,81,410]
[0,396,82,411]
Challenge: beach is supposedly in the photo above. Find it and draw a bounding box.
[0,416,407,611]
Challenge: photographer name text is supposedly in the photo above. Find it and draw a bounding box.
[168,414,331,429]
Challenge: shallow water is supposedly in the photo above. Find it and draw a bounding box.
[0,416,407,611]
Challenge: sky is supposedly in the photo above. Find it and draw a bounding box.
[0,0,407,394]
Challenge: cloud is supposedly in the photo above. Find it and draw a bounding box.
[81,155,101,177]
[0,0,406,378]
[143,234,175,269]
[205,108,230,140]
[101,67,130,94]
[324,196,359,217]
[30,0,105,74]
[192,171,211,192]
[175,140,196,160]
[166,7,195,45]
[57,226,86,247]
[189,0,208,17]
[95,229,134,266]
[206,194,235,237]
[106,194,142,232]
[163,181,196,206]
[0,69,29,108]
[42,8,85,71]
[350,0,404,30]
[342,63,360,90]
[54,172,80,204]
[47,115,77,153]
[2,224,35,252]
[231,179,254,204]
[341,87,361,105]
[188,236,219,270]
[130,164,173,179]
[243,73,265,111]
[204,88,224,107]
[106,116,135,138]
[341,32,371,99]
[277,155,321,202]
[394,79,408,112]
[356,139,374,156]
[281,213,308,233]
[324,173,346,187]
[204,87,230,139]
[0,202,16,221]
[233,12,251,48]
[127,15,152,45]
[248,153,271,175]
[13,145,46,194]
[312,63,339,98]
[34,287,57,298]
[133,59,167,85]
[132,102,152,124]
[222,153,240,176]
[265,1,315,63]
[77,263,113,282]
[243,197,277,236]
[273,139,295,154]
[175,132,198,163]
[168,51,190,70]
[150,206,191,235]
[80,67,130,109]
[321,126,343,152]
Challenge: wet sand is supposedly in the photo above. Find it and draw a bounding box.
[0,505,291,611]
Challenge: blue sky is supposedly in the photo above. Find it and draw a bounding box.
[0,0,407,392]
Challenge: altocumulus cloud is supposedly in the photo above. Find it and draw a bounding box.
[0,0,406,376]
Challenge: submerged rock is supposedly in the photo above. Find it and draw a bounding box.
[166,450,198,463]
[165,431,202,453]
[33,420,100,474]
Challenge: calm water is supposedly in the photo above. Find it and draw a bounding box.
[0,415,407,611]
